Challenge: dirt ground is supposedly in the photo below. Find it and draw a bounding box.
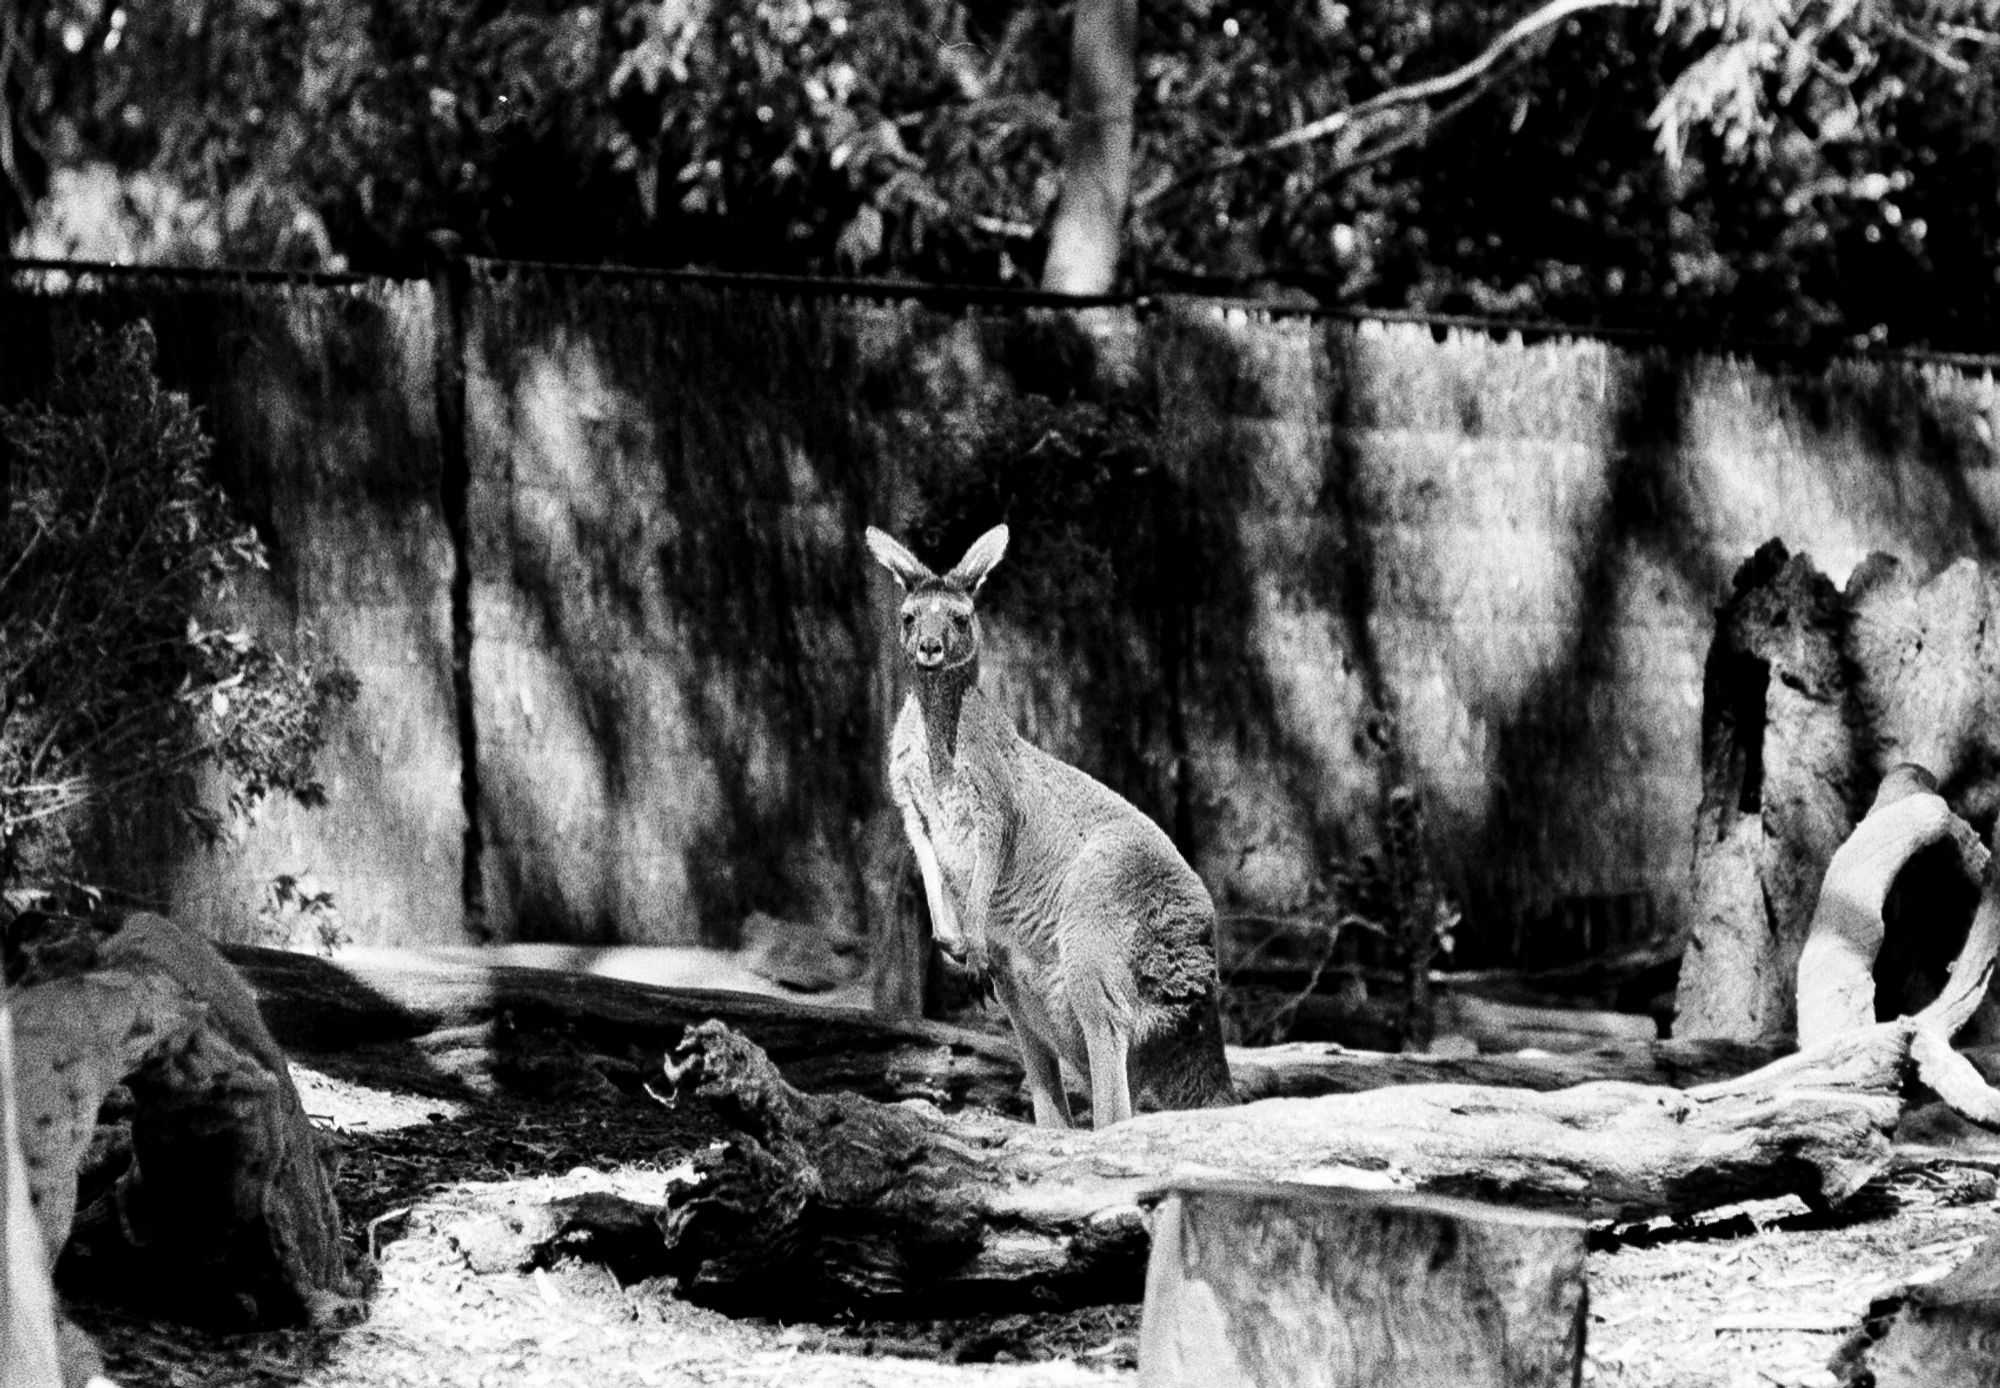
[65,1051,2000,1388]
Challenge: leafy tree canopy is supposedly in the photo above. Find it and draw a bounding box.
[2,0,1996,350]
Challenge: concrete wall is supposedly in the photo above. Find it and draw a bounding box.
[13,264,2000,965]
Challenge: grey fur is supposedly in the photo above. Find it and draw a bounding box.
[867,524,1233,1127]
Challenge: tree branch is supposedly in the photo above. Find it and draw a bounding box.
[1135,0,1646,211]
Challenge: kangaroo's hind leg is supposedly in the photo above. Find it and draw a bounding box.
[1074,953,1137,1127]
[993,970,1073,1128]
[1080,1004,1133,1128]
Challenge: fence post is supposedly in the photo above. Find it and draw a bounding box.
[425,232,489,944]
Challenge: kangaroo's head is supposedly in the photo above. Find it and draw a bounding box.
[864,524,1009,674]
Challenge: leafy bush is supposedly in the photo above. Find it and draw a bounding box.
[0,320,358,890]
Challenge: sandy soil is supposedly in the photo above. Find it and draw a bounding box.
[65,1033,2000,1388]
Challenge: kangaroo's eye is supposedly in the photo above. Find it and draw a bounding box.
[901,612,915,629]
[951,613,970,630]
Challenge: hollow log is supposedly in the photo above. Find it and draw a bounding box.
[1137,1180,1587,1388]
[1796,766,1989,1047]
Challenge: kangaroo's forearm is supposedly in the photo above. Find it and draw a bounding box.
[901,811,959,946]
[959,826,1005,944]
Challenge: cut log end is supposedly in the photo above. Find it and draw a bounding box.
[1138,1179,1587,1388]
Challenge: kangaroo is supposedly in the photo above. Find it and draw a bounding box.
[864,523,1234,1128]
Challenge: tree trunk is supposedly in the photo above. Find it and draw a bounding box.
[1039,0,1137,294]
[1138,1181,1587,1388]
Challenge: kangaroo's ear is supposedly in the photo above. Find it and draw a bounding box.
[945,524,1009,593]
[864,526,937,590]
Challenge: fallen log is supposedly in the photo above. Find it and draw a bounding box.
[220,944,1028,1116]
[647,776,2000,1315]
[648,1018,1895,1315]
[1228,980,1660,1053]
[1228,1035,1788,1102]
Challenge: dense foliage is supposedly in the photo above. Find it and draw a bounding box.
[3,1,1996,350]
[0,321,358,891]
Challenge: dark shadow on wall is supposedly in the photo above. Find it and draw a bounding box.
[1,279,466,947]
[1465,353,1718,965]
[467,272,888,947]
[883,310,1198,846]
[1148,308,1384,896]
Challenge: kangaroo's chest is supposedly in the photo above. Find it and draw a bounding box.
[897,756,995,880]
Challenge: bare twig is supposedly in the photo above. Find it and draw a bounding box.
[1135,0,1645,210]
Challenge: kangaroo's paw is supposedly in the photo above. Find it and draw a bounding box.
[933,944,998,1002]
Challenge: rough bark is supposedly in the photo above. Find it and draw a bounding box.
[1039,0,1137,293]
[6,912,357,1336]
[1681,539,1855,1040]
[1137,1180,1587,1388]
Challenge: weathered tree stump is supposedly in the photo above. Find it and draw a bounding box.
[5,912,357,1337]
[1682,542,2000,1042]
[1137,1179,1586,1388]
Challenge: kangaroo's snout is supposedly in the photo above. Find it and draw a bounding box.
[914,635,947,667]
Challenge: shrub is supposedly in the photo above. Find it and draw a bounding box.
[0,319,358,891]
